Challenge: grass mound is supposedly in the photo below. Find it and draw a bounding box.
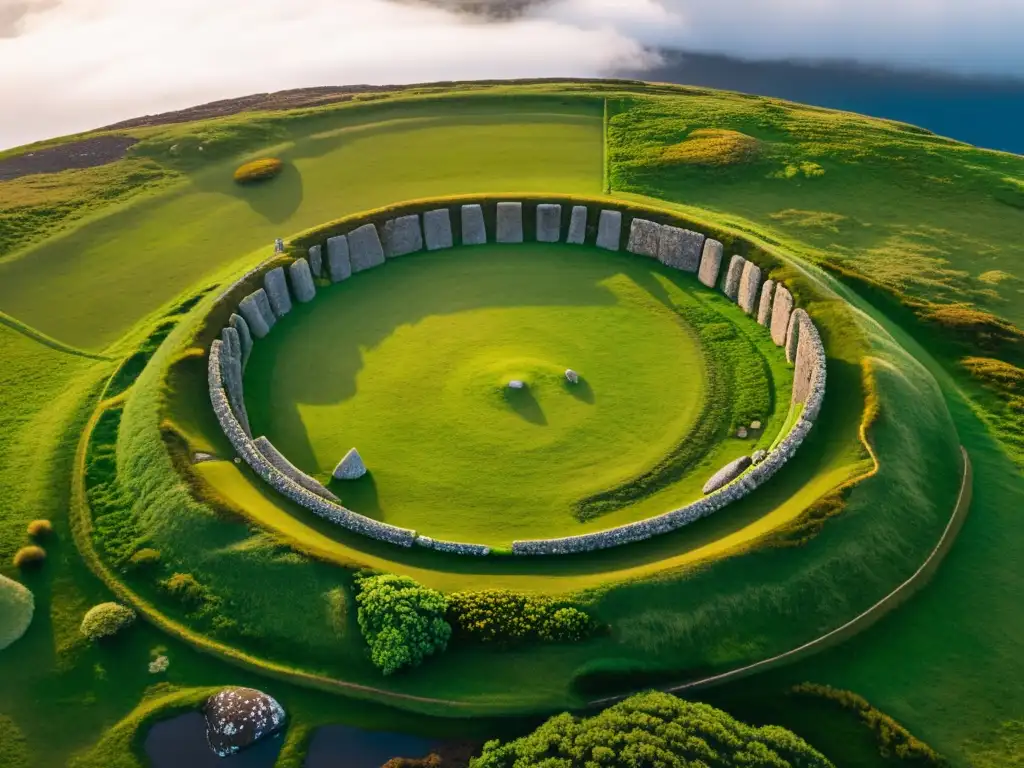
[0,574,33,650]
[233,157,283,184]
[660,128,761,167]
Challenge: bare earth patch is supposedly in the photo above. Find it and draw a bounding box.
[0,136,138,181]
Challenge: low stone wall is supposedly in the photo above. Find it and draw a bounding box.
[415,536,492,556]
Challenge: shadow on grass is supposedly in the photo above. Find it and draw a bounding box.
[230,162,304,224]
[505,387,547,426]
[331,471,383,521]
[564,376,595,404]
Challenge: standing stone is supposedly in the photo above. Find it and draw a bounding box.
[627,218,661,258]
[348,224,385,272]
[333,448,367,480]
[253,289,275,329]
[737,261,763,314]
[264,267,292,318]
[536,203,562,243]
[423,208,453,251]
[496,202,524,243]
[219,327,250,436]
[238,289,274,338]
[786,308,809,364]
[757,279,776,327]
[307,244,323,278]
[567,206,588,244]
[383,215,424,258]
[565,369,579,384]
[770,285,794,347]
[698,239,724,288]
[658,226,705,272]
[204,687,285,758]
[721,255,746,301]
[596,210,622,251]
[289,258,316,303]
[326,235,352,282]
[461,204,487,245]
[229,313,252,368]
[273,238,285,254]
[792,314,820,405]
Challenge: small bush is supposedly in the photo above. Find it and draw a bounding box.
[447,590,594,646]
[26,519,53,539]
[12,546,45,568]
[129,548,161,569]
[233,157,282,184]
[80,602,136,640]
[539,607,592,642]
[160,573,210,609]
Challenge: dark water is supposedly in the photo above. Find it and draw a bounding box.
[303,724,438,768]
[145,712,283,768]
[622,50,1024,155]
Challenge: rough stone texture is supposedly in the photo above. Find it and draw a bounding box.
[193,452,215,464]
[307,244,323,278]
[254,436,339,503]
[238,290,273,338]
[596,210,622,250]
[461,204,487,245]
[415,537,491,556]
[792,312,827,422]
[496,202,524,243]
[757,279,776,327]
[229,313,252,368]
[626,218,662,258]
[508,380,525,390]
[737,427,748,438]
[786,307,807,364]
[752,449,767,465]
[333,448,367,480]
[770,285,794,347]
[326,235,352,282]
[204,687,285,758]
[721,255,746,301]
[536,203,562,243]
[288,258,316,303]
[565,369,579,384]
[703,456,753,495]
[383,214,424,258]
[219,326,250,436]
[348,224,386,272]
[423,208,453,251]
[697,239,724,288]
[658,225,705,272]
[264,267,292,318]
[567,205,588,244]
[737,260,762,315]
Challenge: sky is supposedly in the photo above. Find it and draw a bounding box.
[1,0,1023,150]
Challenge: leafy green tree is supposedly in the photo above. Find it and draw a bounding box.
[354,574,450,675]
[471,691,834,768]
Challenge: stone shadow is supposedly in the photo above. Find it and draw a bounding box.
[229,161,304,224]
[564,376,595,404]
[505,386,547,426]
[329,471,382,520]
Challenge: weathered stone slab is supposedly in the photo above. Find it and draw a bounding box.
[627,218,661,258]
[702,456,753,495]
[722,255,746,300]
[254,436,339,503]
[204,687,285,758]
[219,327,250,436]
[461,204,487,245]
[770,285,794,347]
[326,235,352,282]
[348,224,385,272]
[264,267,292,318]
[423,208,453,251]
[658,225,705,272]
[536,203,562,242]
[567,205,588,244]
[238,289,274,338]
[383,214,424,258]
[786,307,809,364]
[757,279,776,326]
[333,448,367,480]
[228,313,252,368]
[737,260,762,314]
[697,239,723,288]
[289,258,316,303]
[596,210,622,250]
[307,244,323,277]
[792,313,820,405]
[496,202,523,243]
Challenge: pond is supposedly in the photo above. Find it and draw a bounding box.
[303,724,438,768]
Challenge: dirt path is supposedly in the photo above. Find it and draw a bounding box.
[0,135,138,181]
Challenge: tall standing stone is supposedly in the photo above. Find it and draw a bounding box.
[737,260,762,314]
[658,226,705,272]
[238,289,274,338]
[627,218,661,258]
[219,326,250,436]
[383,214,424,258]
[326,235,352,282]
[229,313,252,368]
[423,208,453,251]
[348,224,385,272]
[792,314,820,406]
[698,239,723,288]
[536,203,562,243]
[596,210,622,251]
[722,255,746,301]
[461,204,487,245]
[289,258,316,303]
[307,244,323,278]
[567,205,588,244]
[786,308,808,364]
[496,202,523,243]
[770,285,794,347]
[757,279,776,327]
[264,267,292,318]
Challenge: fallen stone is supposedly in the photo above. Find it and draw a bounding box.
[496,202,524,243]
[238,290,273,338]
[333,447,367,480]
[757,279,776,326]
[737,260,762,314]
[326,235,352,282]
[254,436,339,503]
[751,449,767,465]
[264,267,292,318]
[698,239,724,288]
[383,214,424,257]
[307,244,323,277]
[228,313,252,368]
[423,208,453,251]
[567,205,588,244]
[722,255,746,300]
[536,203,562,242]
[288,258,316,303]
[750,420,762,430]
[627,218,661,258]
[657,225,705,272]
[565,369,579,384]
[508,379,525,390]
[786,308,809,364]
[348,224,385,272]
[770,285,794,347]
[461,204,487,245]
[702,456,753,494]
[204,687,286,758]
[596,210,622,250]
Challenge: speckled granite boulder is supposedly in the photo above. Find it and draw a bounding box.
[333,448,367,480]
[697,239,723,288]
[288,258,316,303]
[658,225,705,272]
[383,215,424,258]
[204,687,285,758]
[264,267,292,318]
[721,255,746,301]
[536,203,562,242]
[627,218,661,258]
[228,313,252,368]
[757,279,776,326]
[737,260,762,314]
[567,205,588,244]
[348,224,385,272]
[307,244,323,277]
[423,208,453,251]
[702,456,753,495]
[461,204,487,245]
[238,289,274,338]
[496,202,523,243]
[770,285,794,347]
[326,234,352,282]
[596,210,622,250]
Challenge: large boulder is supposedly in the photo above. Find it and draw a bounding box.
[737,260,762,314]
[327,234,353,282]
[596,210,622,250]
[770,285,794,347]
[702,456,753,494]
[697,239,724,288]
[333,448,367,480]
[383,215,424,258]
[238,289,274,338]
[348,224,386,272]
[288,258,316,303]
[536,203,562,243]
[423,208,453,251]
[264,267,292,318]
[204,687,286,758]
[496,202,523,243]
[307,244,323,277]
[721,255,746,301]
[757,279,776,326]
[461,204,487,245]
[566,205,588,244]
[657,225,705,272]
[626,218,661,258]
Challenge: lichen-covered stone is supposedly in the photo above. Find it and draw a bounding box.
[627,218,661,258]
[254,436,339,503]
[326,234,352,282]
[536,203,561,243]
[288,258,316,303]
[737,260,762,314]
[264,267,292,318]
[348,224,385,272]
[423,208,453,251]
[333,448,367,480]
[496,202,523,243]
[238,289,273,338]
[596,210,622,250]
[229,313,252,368]
[757,279,776,326]
[307,244,323,277]
[770,285,794,347]
[461,204,487,245]
[204,687,285,758]
[786,307,807,364]
[567,205,588,244]
[722,255,746,300]
[657,225,705,272]
[697,239,723,288]
[702,456,753,494]
[383,214,424,258]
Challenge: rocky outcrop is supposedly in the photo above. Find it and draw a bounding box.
[770,285,793,347]
[757,279,776,327]
[229,313,252,368]
[658,225,705,272]
[238,289,274,338]
[307,244,323,278]
[288,258,316,303]
[722,255,745,300]
[348,224,386,272]
[496,202,523,243]
[596,210,622,250]
[264,267,292,318]
[627,218,661,258]
[383,215,424,258]
[327,234,352,282]
[567,205,587,244]
[204,687,286,758]
[698,239,723,288]
[536,203,561,243]
[254,436,339,503]
[461,204,487,245]
[423,208,453,251]
[333,447,367,480]
[702,456,753,494]
[737,260,762,315]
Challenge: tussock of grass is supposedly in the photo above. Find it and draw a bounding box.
[12,545,45,568]
[659,128,761,166]
[233,157,283,184]
[26,518,53,538]
[978,269,1015,285]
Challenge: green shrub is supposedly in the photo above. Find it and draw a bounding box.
[539,607,592,642]
[446,590,594,645]
[80,602,136,641]
[159,573,210,609]
[353,573,450,675]
[129,548,161,569]
[233,157,283,184]
[26,519,53,539]
[0,574,34,651]
[12,546,45,568]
